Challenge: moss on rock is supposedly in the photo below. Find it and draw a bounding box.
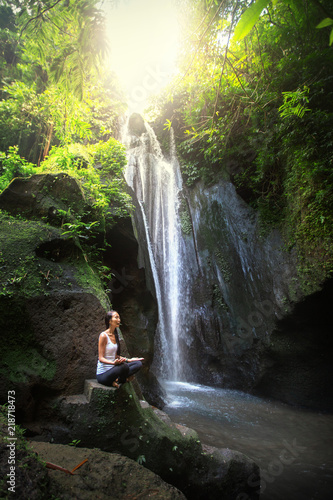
[47,380,260,499]
[0,211,110,418]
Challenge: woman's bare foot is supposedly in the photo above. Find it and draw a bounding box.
[126,375,134,382]
[112,379,120,389]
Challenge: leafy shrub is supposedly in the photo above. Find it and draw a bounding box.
[0,146,37,192]
[92,138,127,176]
[39,143,93,172]
[39,140,132,221]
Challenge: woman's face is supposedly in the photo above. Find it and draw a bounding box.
[110,312,121,328]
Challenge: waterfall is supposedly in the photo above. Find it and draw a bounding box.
[123,118,192,381]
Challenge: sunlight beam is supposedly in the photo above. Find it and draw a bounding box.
[105,0,180,113]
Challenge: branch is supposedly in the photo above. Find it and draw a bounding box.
[44,13,75,38]
[20,0,64,36]
[225,58,253,101]
[311,0,333,19]
[254,25,268,82]
[174,1,227,87]
[212,1,239,122]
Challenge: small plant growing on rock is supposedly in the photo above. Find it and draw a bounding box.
[68,439,81,447]
[136,455,146,465]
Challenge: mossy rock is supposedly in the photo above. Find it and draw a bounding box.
[49,380,260,499]
[0,212,110,419]
[0,407,52,499]
[0,173,89,222]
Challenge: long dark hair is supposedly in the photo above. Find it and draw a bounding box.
[105,310,121,355]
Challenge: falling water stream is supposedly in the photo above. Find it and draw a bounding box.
[123,118,333,499]
[123,120,194,380]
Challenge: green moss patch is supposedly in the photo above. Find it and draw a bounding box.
[0,348,56,383]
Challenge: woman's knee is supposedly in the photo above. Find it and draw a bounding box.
[97,370,116,386]
[129,360,142,375]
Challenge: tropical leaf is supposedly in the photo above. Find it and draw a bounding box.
[316,17,333,46]
[316,18,333,29]
[233,0,269,42]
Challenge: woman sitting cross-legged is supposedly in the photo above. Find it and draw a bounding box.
[96,310,143,389]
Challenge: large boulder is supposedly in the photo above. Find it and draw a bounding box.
[0,211,109,421]
[30,442,187,500]
[0,173,88,220]
[37,379,260,500]
[0,407,186,500]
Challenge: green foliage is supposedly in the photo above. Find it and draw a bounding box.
[179,199,193,235]
[136,454,146,465]
[0,82,44,161]
[279,86,311,119]
[13,0,109,99]
[233,0,269,42]
[316,17,333,45]
[61,220,100,245]
[42,86,93,144]
[93,138,127,177]
[68,439,81,447]
[39,139,132,221]
[0,0,126,162]
[0,145,37,192]
[150,0,333,284]
[39,143,93,173]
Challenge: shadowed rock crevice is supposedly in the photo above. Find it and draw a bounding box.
[254,278,333,411]
[35,238,81,262]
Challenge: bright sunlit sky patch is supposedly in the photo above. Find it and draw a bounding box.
[104,0,180,113]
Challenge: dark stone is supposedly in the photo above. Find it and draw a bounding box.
[254,278,333,411]
[128,113,146,136]
[103,217,162,407]
[0,173,87,220]
[0,406,186,500]
[0,212,109,422]
[29,442,187,500]
[0,410,52,499]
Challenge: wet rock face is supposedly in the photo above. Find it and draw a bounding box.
[178,179,333,410]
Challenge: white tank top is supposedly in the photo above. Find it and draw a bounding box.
[96,332,117,375]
